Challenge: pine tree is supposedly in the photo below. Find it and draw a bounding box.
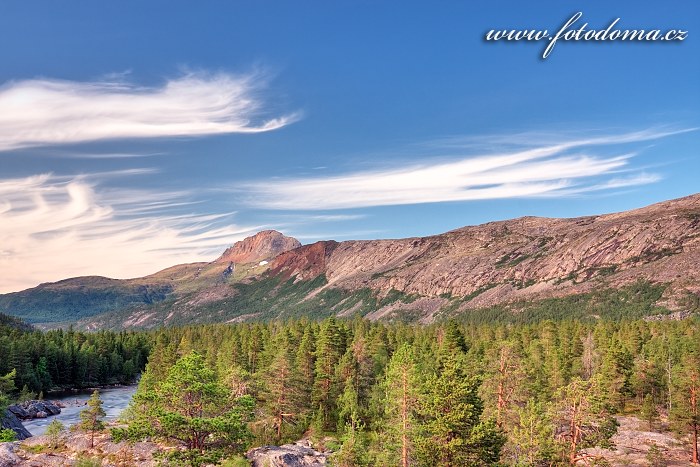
[312,318,345,431]
[670,352,700,464]
[580,331,598,380]
[122,351,254,466]
[508,399,556,465]
[646,443,666,467]
[17,384,35,402]
[383,343,420,467]
[480,342,525,429]
[45,419,65,449]
[555,378,618,464]
[0,369,16,414]
[294,326,316,403]
[260,341,305,442]
[415,355,505,465]
[337,378,360,433]
[79,390,106,448]
[597,343,633,411]
[333,421,370,467]
[641,394,658,430]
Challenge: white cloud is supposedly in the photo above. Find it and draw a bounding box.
[241,129,680,210]
[0,173,261,293]
[0,72,299,151]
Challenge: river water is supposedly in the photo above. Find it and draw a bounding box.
[22,385,137,436]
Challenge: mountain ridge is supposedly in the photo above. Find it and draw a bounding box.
[1,193,699,328]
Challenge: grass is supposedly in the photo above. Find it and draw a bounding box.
[495,252,532,269]
[449,280,669,325]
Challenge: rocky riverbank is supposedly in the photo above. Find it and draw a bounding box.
[7,400,62,420]
[0,413,31,441]
[1,400,64,441]
[0,400,65,440]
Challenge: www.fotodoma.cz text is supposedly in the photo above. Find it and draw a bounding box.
[485,12,688,59]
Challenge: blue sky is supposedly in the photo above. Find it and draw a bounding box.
[0,1,698,292]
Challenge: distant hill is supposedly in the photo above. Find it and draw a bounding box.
[0,231,300,325]
[1,195,699,329]
[0,312,33,334]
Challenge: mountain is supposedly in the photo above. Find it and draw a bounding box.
[216,230,301,264]
[1,194,699,329]
[0,230,301,326]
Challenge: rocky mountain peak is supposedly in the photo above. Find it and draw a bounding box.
[216,230,301,264]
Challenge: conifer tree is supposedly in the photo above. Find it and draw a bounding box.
[480,342,525,429]
[555,378,617,464]
[260,340,305,442]
[312,318,345,430]
[415,355,505,465]
[295,326,316,402]
[508,399,556,465]
[45,419,65,449]
[337,379,361,433]
[597,342,633,410]
[0,369,16,414]
[124,351,254,465]
[641,394,659,430]
[79,390,106,448]
[383,343,420,467]
[670,353,700,464]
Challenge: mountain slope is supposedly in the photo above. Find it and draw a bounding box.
[2,194,700,329]
[0,312,33,334]
[267,193,700,316]
[0,231,301,325]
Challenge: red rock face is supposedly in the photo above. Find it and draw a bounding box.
[269,241,339,280]
[216,230,301,264]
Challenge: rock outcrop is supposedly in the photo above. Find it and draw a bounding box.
[8,401,61,420]
[246,440,329,466]
[0,412,31,440]
[0,442,21,467]
[217,230,302,264]
[1,431,161,466]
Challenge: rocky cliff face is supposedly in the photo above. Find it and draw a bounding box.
[217,230,302,264]
[267,193,700,312]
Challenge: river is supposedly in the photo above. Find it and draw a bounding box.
[22,385,137,436]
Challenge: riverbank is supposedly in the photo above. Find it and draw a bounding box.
[2,384,138,441]
[7,400,61,421]
[22,385,137,436]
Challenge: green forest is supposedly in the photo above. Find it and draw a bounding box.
[1,313,700,465]
[0,319,150,393]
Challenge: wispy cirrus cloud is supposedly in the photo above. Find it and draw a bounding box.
[0,71,299,151]
[240,128,685,210]
[0,173,262,293]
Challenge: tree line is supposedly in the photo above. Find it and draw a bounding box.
[0,318,150,395]
[113,317,700,465]
[2,311,699,464]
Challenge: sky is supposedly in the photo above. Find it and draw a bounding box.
[0,1,698,293]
